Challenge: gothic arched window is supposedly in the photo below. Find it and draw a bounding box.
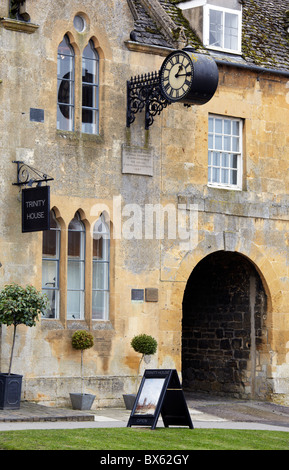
[57,35,75,131]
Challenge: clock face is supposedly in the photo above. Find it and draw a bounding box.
[160,51,194,102]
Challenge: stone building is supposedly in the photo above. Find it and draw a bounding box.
[0,0,289,407]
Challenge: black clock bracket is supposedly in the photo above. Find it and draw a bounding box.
[126,46,219,130]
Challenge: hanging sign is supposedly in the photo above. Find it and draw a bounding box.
[22,186,50,232]
[127,369,193,430]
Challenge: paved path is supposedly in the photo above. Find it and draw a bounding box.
[0,395,289,432]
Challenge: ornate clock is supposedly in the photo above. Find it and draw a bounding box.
[159,49,194,102]
[160,47,219,106]
[127,47,219,129]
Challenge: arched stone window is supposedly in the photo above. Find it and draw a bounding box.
[67,212,85,319]
[42,210,61,319]
[92,214,110,319]
[82,39,99,134]
[57,35,75,131]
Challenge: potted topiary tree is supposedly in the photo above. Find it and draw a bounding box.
[0,283,48,410]
[69,329,96,410]
[123,334,158,410]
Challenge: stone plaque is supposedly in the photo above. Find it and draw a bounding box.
[122,145,153,176]
[30,108,44,123]
[145,288,158,302]
[131,289,144,302]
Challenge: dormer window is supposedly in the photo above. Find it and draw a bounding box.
[203,5,242,54]
[178,1,242,55]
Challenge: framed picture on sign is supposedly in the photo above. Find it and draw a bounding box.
[134,378,166,415]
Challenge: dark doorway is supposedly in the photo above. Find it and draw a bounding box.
[182,251,267,398]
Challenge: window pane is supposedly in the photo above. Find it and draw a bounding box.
[57,105,73,131]
[67,260,84,290]
[231,169,238,185]
[208,151,212,166]
[232,136,239,152]
[67,291,82,319]
[42,260,58,287]
[212,167,220,182]
[67,213,85,319]
[42,211,60,319]
[68,231,81,257]
[215,118,223,134]
[208,117,214,133]
[231,154,238,168]
[82,40,99,135]
[221,168,229,184]
[224,119,231,135]
[43,230,57,257]
[57,36,74,131]
[222,153,229,167]
[224,135,231,151]
[208,133,213,149]
[82,59,98,84]
[82,116,98,134]
[213,152,220,166]
[42,290,59,319]
[92,291,109,320]
[209,9,223,47]
[225,13,239,51]
[208,166,212,182]
[82,85,93,108]
[93,237,109,261]
[232,120,239,135]
[215,135,222,150]
[93,262,109,290]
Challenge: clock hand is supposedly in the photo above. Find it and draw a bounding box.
[175,72,192,77]
[174,65,183,78]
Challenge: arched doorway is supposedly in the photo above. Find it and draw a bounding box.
[182,251,267,398]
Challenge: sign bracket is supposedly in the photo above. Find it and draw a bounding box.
[12,160,54,187]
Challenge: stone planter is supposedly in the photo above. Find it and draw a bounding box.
[123,393,136,410]
[70,392,95,410]
[0,373,23,410]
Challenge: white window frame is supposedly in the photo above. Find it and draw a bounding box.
[203,4,242,54]
[208,115,243,190]
[92,214,110,321]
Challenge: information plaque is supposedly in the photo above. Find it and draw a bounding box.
[122,145,153,176]
[127,369,193,430]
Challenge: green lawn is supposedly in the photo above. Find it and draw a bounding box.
[0,427,289,450]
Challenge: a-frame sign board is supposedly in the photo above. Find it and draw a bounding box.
[127,369,193,430]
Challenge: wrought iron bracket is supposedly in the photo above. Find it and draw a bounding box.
[127,71,171,130]
[12,160,54,187]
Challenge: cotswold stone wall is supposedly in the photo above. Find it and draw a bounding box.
[0,0,289,406]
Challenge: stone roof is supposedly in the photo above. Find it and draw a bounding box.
[127,0,289,72]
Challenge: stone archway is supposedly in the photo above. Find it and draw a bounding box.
[182,251,268,399]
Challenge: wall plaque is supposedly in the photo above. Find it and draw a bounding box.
[122,145,153,176]
[30,108,44,123]
[131,289,144,302]
[145,288,158,302]
[22,186,50,232]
